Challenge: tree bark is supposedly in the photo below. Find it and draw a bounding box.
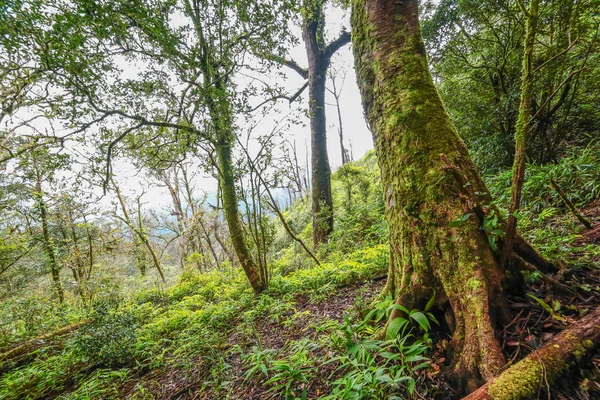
[303,2,333,248]
[463,305,600,400]
[35,173,64,304]
[500,0,540,269]
[216,138,266,293]
[351,0,510,390]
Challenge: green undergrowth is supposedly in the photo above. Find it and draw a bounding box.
[487,144,600,264]
[0,245,389,400]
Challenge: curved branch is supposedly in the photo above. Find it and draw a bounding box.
[322,30,351,65]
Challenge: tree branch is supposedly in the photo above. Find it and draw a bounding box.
[322,31,351,64]
[265,54,308,79]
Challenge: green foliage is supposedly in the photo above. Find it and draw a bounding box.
[323,300,434,400]
[423,0,600,172]
[57,369,129,400]
[0,352,80,400]
[264,339,318,400]
[488,144,600,214]
[329,151,388,253]
[71,302,139,368]
[242,345,277,382]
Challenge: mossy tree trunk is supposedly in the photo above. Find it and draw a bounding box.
[215,135,267,293]
[500,0,540,269]
[185,0,267,294]
[351,0,511,390]
[34,168,64,304]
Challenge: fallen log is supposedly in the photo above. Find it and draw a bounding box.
[0,320,88,372]
[463,305,600,400]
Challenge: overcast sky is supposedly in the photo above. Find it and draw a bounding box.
[109,3,373,210]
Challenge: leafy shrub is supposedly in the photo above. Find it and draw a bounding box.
[71,302,139,368]
[324,299,435,399]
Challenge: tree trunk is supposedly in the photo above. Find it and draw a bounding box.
[351,0,510,390]
[216,138,266,293]
[303,5,334,248]
[35,176,64,304]
[500,0,539,269]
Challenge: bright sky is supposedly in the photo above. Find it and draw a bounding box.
[2,2,373,213]
[111,3,373,209]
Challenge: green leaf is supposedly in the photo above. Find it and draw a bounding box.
[390,304,409,314]
[424,289,436,312]
[386,317,408,339]
[409,311,431,331]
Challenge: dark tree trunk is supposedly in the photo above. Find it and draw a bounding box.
[295,1,351,248]
[303,5,333,248]
[351,0,510,390]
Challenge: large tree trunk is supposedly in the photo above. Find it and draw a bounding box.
[303,2,334,248]
[351,0,510,390]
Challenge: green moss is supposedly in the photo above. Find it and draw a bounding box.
[467,278,483,290]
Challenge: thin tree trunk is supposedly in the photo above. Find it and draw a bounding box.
[500,0,540,269]
[186,0,266,292]
[35,174,64,303]
[216,138,266,293]
[112,180,165,282]
[328,72,349,165]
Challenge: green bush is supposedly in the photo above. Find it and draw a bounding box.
[71,302,139,368]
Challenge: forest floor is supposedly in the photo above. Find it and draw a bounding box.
[114,201,600,399]
[1,205,600,399]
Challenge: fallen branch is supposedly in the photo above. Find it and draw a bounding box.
[0,320,88,372]
[463,305,600,400]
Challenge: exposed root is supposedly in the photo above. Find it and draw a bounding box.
[513,256,576,297]
[513,236,559,274]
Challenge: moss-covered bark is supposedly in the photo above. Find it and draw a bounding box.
[500,0,540,269]
[464,305,600,400]
[351,0,510,390]
[35,174,64,304]
[216,137,267,293]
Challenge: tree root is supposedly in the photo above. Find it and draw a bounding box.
[0,320,88,372]
[513,256,576,296]
[462,305,600,400]
[513,236,559,274]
